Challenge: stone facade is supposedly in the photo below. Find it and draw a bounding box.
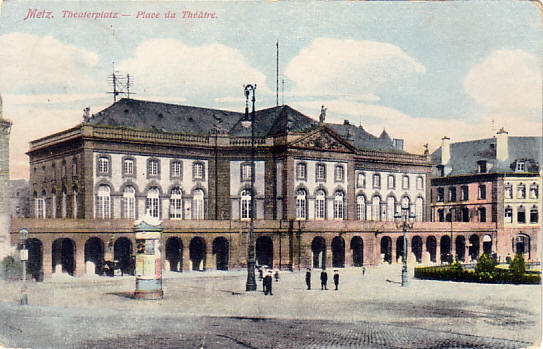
[0,95,12,259]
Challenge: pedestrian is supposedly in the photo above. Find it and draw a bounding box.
[333,270,339,290]
[274,269,280,282]
[320,268,328,290]
[362,266,366,277]
[264,270,273,295]
[305,268,311,290]
[262,269,268,294]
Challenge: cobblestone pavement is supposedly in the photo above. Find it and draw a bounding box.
[0,265,539,348]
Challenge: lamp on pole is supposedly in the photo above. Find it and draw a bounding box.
[19,228,29,305]
[449,208,455,264]
[394,204,416,287]
[242,84,257,291]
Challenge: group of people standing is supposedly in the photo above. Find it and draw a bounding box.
[306,268,340,291]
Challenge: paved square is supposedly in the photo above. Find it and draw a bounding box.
[0,265,539,348]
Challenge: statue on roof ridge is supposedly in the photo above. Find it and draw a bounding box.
[319,105,327,123]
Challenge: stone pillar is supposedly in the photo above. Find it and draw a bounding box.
[205,243,213,271]
[42,239,53,278]
[74,239,85,276]
[182,241,191,272]
[436,243,441,264]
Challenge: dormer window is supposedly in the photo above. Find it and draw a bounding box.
[436,165,445,177]
[516,160,526,172]
[477,161,487,173]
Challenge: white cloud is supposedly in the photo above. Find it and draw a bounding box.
[285,38,426,98]
[0,33,100,93]
[119,39,270,101]
[464,50,541,113]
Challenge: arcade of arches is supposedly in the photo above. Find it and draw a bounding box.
[9,226,536,280]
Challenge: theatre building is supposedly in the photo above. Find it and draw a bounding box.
[430,129,541,262]
[10,98,498,279]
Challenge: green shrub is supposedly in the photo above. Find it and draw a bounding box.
[475,253,495,274]
[509,254,526,279]
[414,263,540,284]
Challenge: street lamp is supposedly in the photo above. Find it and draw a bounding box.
[449,208,456,264]
[242,84,257,291]
[394,204,416,287]
[19,228,29,305]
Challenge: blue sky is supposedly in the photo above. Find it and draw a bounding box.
[0,1,541,178]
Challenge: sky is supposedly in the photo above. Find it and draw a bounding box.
[0,1,541,179]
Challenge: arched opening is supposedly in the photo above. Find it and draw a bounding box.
[165,237,183,272]
[213,237,229,271]
[350,236,364,267]
[256,236,273,268]
[426,236,437,263]
[84,237,105,275]
[468,234,480,261]
[396,237,405,263]
[331,236,345,268]
[380,236,392,263]
[455,236,466,262]
[52,238,75,275]
[440,236,451,263]
[189,237,206,271]
[513,234,530,260]
[311,237,326,268]
[27,238,42,280]
[482,234,492,255]
[114,237,133,275]
[412,236,423,263]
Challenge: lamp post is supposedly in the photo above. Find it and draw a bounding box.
[394,204,416,287]
[449,208,455,264]
[242,84,257,291]
[19,228,29,305]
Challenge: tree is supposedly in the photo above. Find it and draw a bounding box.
[475,253,495,274]
[509,253,526,279]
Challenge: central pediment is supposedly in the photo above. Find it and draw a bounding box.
[289,126,356,153]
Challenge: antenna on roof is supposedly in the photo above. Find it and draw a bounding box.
[276,41,279,107]
[281,79,285,105]
[107,62,134,102]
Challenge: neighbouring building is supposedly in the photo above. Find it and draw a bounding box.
[9,98,505,279]
[430,129,541,262]
[10,179,30,218]
[0,95,12,259]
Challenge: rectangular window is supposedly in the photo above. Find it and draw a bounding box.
[517,185,526,199]
[146,197,159,218]
[194,163,204,180]
[461,186,469,201]
[373,174,381,188]
[402,176,409,190]
[148,159,159,176]
[437,188,444,202]
[516,161,526,172]
[98,157,109,174]
[169,199,182,219]
[438,209,444,222]
[334,166,344,182]
[478,185,486,200]
[36,198,45,219]
[357,173,366,188]
[316,164,326,181]
[448,187,456,202]
[171,161,182,178]
[296,163,306,180]
[241,164,252,181]
[518,210,526,224]
[387,175,395,189]
[478,162,487,173]
[123,159,134,175]
[504,185,513,199]
[315,199,325,219]
[416,177,423,190]
[505,208,512,223]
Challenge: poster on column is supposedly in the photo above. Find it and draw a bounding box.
[0,0,541,348]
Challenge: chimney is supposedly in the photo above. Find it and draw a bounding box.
[496,128,509,161]
[441,136,450,165]
[393,138,404,151]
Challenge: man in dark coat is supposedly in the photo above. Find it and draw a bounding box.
[333,270,340,290]
[320,268,328,290]
[264,271,273,295]
[305,268,311,290]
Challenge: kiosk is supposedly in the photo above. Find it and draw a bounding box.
[134,215,163,299]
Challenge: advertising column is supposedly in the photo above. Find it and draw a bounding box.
[134,215,163,299]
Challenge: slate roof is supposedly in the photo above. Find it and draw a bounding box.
[431,136,542,176]
[87,98,402,152]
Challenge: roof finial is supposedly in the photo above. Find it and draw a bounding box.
[319,105,327,123]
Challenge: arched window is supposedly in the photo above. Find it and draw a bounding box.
[530,183,539,199]
[372,196,381,221]
[517,205,526,224]
[386,196,395,221]
[123,186,136,219]
[401,196,410,214]
[51,189,57,218]
[61,186,67,218]
[530,205,538,223]
[333,191,344,219]
[240,189,251,220]
[96,185,111,219]
[146,187,160,218]
[415,197,424,221]
[356,195,365,220]
[416,176,424,190]
[72,185,78,218]
[169,188,183,219]
[517,184,526,199]
[504,183,513,199]
[296,189,307,220]
[35,190,45,219]
[505,206,513,223]
[315,190,326,220]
